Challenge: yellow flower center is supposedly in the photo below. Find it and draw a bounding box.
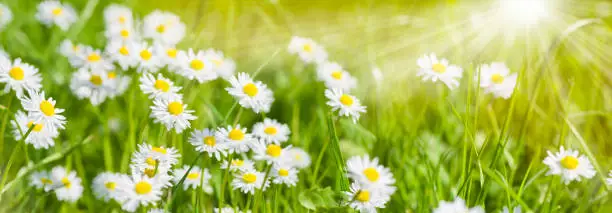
[27,121,44,132]
[242,173,257,183]
[204,136,216,146]
[278,169,289,177]
[242,83,258,97]
[167,102,183,115]
[119,46,129,56]
[90,75,103,86]
[39,101,55,116]
[9,66,24,80]
[146,157,157,166]
[560,156,579,170]
[356,190,370,202]
[166,48,177,58]
[52,8,63,16]
[212,59,223,66]
[105,182,116,190]
[264,126,277,135]
[303,44,312,53]
[154,79,170,92]
[363,168,380,182]
[87,53,101,62]
[120,29,129,38]
[152,146,167,154]
[266,144,282,157]
[156,24,166,33]
[190,59,205,71]
[40,178,53,185]
[61,177,71,188]
[232,159,244,166]
[491,73,505,84]
[339,94,354,106]
[331,71,343,80]
[228,129,245,141]
[140,50,152,61]
[118,16,126,24]
[432,63,446,73]
[187,172,199,180]
[135,181,152,195]
[144,168,156,177]
[107,72,117,79]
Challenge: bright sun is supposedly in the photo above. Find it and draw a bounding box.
[498,0,550,27]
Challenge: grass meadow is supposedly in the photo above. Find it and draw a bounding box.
[0,0,611,212]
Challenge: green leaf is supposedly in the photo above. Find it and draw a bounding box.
[298,187,342,211]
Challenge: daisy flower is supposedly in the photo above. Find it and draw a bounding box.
[150,96,196,133]
[35,1,77,31]
[107,71,131,98]
[105,39,138,70]
[252,118,290,144]
[176,49,216,83]
[221,158,255,172]
[58,39,84,65]
[188,128,225,160]
[30,170,54,192]
[142,10,186,45]
[154,43,181,70]
[478,62,518,99]
[19,90,66,131]
[92,172,125,202]
[416,53,463,89]
[231,169,269,195]
[134,41,163,73]
[316,61,357,91]
[73,46,114,70]
[284,147,311,169]
[11,111,58,149]
[271,163,299,187]
[433,197,485,213]
[172,165,212,191]
[502,206,522,213]
[69,68,114,105]
[325,89,367,123]
[0,58,42,96]
[204,49,236,79]
[346,155,396,196]
[130,143,180,178]
[50,166,84,203]
[288,36,328,64]
[345,182,388,213]
[543,146,596,184]
[115,175,163,212]
[139,73,181,100]
[0,3,13,29]
[216,125,256,154]
[225,73,274,114]
[103,4,133,27]
[106,24,140,42]
[253,141,290,165]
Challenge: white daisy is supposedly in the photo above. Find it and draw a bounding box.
[215,125,256,154]
[188,128,225,160]
[134,41,163,73]
[543,146,596,184]
[107,71,131,98]
[288,36,328,64]
[0,3,13,29]
[225,73,274,114]
[346,155,396,196]
[105,39,138,70]
[231,169,269,195]
[172,165,212,191]
[478,62,518,99]
[325,89,366,123]
[252,118,290,144]
[11,111,58,149]
[92,172,125,202]
[221,158,255,172]
[69,68,114,105]
[433,197,485,213]
[19,90,66,131]
[416,53,463,89]
[271,164,299,187]
[176,49,216,83]
[204,49,236,79]
[0,58,42,96]
[73,46,114,70]
[35,1,77,31]
[103,4,133,27]
[345,182,388,213]
[105,24,140,42]
[502,206,522,213]
[58,39,84,66]
[115,175,164,212]
[139,73,181,100]
[283,147,311,169]
[130,143,180,178]
[50,166,84,203]
[153,43,181,70]
[253,141,290,165]
[30,170,54,191]
[142,10,186,45]
[150,96,196,133]
[316,61,357,91]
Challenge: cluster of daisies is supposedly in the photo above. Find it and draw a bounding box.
[344,155,396,213]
